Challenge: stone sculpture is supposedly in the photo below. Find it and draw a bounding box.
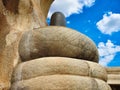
[19,26,98,62]
[0,0,111,90]
[0,0,53,89]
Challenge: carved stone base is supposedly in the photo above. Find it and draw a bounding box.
[11,57,111,90]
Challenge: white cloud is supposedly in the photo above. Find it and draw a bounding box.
[48,0,95,18]
[80,0,95,7]
[96,12,120,35]
[98,40,120,66]
[67,21,70,24]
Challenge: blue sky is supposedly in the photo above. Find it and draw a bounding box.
[48,0,120,67]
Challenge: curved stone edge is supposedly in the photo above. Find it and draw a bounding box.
[12,57,107,82]
[95,79,112,90]
[11,75,111,90]
[19,26,99,62]
[86,61,107,82]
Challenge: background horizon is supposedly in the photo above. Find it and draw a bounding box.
[47,0,120,67]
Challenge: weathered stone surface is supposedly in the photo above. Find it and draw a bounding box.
[107,74,120,84]
[106,67,120,90]
[11,75,111,90]
[12,57,107,82]
[106,67,120,85]
[95,79,112,90]
[0,0,54,89]
[19,26,99,62]
[86,61,107,82]
[106,67,120,74]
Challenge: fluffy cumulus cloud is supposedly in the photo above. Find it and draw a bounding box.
[48,0,95,18]
[96,12,120,35]
[98,40,120,66]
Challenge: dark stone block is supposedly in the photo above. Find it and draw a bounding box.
[50,12,66,26]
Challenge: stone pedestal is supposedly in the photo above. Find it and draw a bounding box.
[9,25,111,90]
[0,0,112,90]
[11,57,111,90]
